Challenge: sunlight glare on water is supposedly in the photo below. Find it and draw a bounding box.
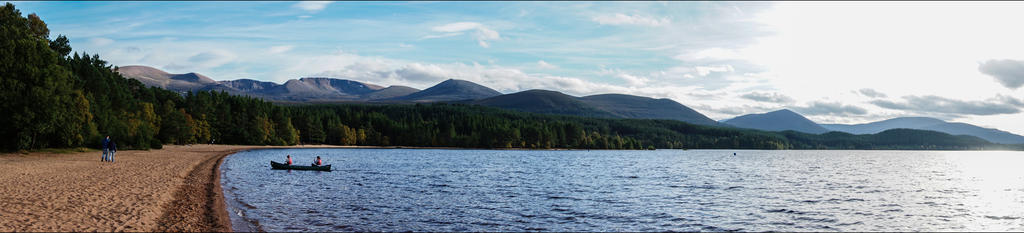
[943,151,1024,231]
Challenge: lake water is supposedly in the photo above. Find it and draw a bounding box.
[219,149,1024,231]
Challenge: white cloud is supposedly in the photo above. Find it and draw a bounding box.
[751,2,1024,99]
[165,49,237,70]
[280,50,644,97]
[857,88,887,98]
[432,22,483,32]
[675,47,743,61]
[695,65,735,76]
[741,92,794,103]
[617,73,647,87]
[293,1,331,13]
[268,45,294,54]
[427,22,500,48]
[421,32,463,39]
[592,13,670,27]
[537,60,558,69]
[978,59,1024,89]
[89,37,114,46]
[791,101,868,116]
[870,95,1023,116]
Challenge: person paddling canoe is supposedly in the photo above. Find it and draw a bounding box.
[312,156,322,167]
[286,155,293,165]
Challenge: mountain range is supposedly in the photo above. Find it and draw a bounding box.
[727,111,1024,144]
[119,66,426,101]
[821,117,1024,144]
[118,65,720,126]
[118,65,1024,144]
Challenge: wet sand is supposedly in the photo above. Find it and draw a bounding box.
[0,144,343,232]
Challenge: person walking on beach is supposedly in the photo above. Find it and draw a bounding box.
[108,139,117,163]
[101,136,111,162]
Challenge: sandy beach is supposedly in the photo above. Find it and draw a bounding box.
[0,144,343,232]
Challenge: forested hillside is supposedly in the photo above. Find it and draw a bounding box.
[285,104,1014,150]
[288,104,790,149]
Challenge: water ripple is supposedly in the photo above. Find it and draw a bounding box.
[220,149,1024,232]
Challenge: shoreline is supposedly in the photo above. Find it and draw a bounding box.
[155,145,353,232]
[0,144,348,232]
[154,147,235,231]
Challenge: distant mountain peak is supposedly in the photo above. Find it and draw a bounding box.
[770,109,798,114]
[393,79,501,102]
[117,65,215,90]
[724,109,829,134]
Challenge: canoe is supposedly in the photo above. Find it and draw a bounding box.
[270,161,331,171]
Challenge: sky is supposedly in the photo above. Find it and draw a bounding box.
[10,1,1024,135]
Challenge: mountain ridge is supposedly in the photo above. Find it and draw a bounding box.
[578,93,720,125]
[117,65,420,101]
[118,65,217,90]
[473,90,620,119]
[392,79,502,102]
[473,90,721,126]
[822,117,1024,144]
[115,66,1023,140]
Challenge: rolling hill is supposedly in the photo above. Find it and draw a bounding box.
[359,85,420,100]
[472,90,720,126]
[473,90,619,118]
[723,109,829,134]
[579,94,720,126]
[820,117,945,134]
[822,117,1024,144]
[392,79,502,102]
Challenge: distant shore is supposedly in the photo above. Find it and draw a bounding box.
[0,144,347,232]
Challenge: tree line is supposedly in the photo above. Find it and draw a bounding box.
[2,3,1018,152]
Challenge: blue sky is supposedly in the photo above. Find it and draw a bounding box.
[11,1,1024,135]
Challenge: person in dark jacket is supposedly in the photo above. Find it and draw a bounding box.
[101,136,110,162]
[108,139,117,163]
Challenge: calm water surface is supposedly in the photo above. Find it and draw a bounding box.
[219,149,1024,231]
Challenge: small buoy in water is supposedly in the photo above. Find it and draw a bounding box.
[733,152,736,156]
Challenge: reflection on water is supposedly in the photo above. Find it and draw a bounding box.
[220,149,1024,232]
